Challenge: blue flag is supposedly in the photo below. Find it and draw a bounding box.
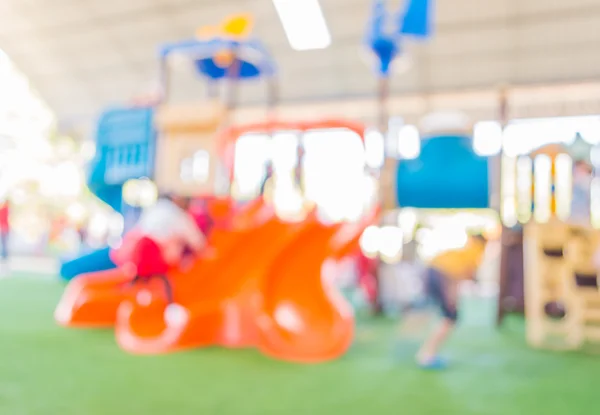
[366,0,387,42]
[365,0,399,76]
[399,0,433,38]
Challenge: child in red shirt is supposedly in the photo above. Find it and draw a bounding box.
[113,194,205,303]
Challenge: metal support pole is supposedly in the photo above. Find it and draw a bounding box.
[152,56,169,188]
[225,45,241,116]
[158,57,169,104]
[267,75,278,121]
[222,45,242,194]
[496,87,513,326]
[373,74,391,316]
[206,80,218,100]
[265,75,279,194]
[378,75,390,135]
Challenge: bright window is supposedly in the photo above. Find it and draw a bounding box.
[233,133,270,199]
[232,128,375,221]
[303,128,370,221]
[533,155,552,223]
[271,131,299,174]
[473,121,502,156]
[397,125,420,159]
[180,150,210,183]
[364,129,385,169]
[503,116,600,157]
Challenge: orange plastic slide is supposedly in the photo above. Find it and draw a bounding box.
[55,199,376,362]
[258,208,378,362]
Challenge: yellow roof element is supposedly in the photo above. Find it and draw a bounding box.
[221,14,254,39]
[196,14,254,41]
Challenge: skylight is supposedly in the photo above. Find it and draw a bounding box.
[272,0,331,51]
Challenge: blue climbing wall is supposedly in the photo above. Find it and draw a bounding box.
[88,107,156,212]
[396,135,490,209]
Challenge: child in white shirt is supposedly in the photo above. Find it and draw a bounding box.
[135,194,206,266]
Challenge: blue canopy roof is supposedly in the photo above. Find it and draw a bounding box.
[159,38,276,80]
[396,135,490,209]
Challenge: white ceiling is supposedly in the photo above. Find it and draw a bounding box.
[1,0,600,128]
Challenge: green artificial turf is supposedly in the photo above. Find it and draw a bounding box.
[1,275,599,415]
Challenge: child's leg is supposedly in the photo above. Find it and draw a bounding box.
[416,318,456,364]
[0,231,8,261]
[155,275,174,303]
[179,246,196,271]
[417,270,459,365]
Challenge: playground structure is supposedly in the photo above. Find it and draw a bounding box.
[154,17,277,197]
[54,15,382,363]
[366,120,501,310]
[497,143,569,320]
[524,221,600,350]
[360,0,434,311]
[496,122,600,350]
[60,15,277,280]
[55,120,378,362]
[495,115,600,325]
[394,129,498,258]
[364,0,435,213]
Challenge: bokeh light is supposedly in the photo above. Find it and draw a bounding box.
[122,178,158,207]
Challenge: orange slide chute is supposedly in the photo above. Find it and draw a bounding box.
[55,198,376,362]
[258,206,379,362]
